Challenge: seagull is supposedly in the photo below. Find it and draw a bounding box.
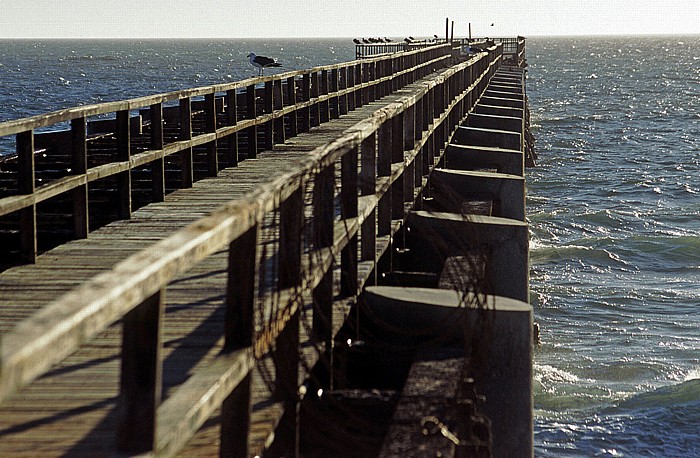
[353,38,361,44]
[384,37,392,42]
[246,52,282,76]
[362,38,370,44]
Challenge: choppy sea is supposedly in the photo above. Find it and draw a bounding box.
[1,36,699,456]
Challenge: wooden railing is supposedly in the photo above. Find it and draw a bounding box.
[0,44,453,270]
[0,43,503,456]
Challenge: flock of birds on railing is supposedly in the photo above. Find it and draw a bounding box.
[353,35,443,45]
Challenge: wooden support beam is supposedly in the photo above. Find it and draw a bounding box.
[273,79,285,144]
[204,92,218,176]
[220,224,258,458]
[179,98,194,187]
[226,89,239,167]
[17,129,36,264]
[286,76,298,137]
[70,116,89,239]
[341,146,359,297]
[117,290,164,454]
[150,103,165,201]
[245,84,257,158]
[116,109,132,218]
[312,165,335,366]
[264,81,274,150]
[274,187,304,452]
[360,133,377,263]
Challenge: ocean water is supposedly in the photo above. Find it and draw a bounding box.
[1,36,699,455]
[528,36,700,457]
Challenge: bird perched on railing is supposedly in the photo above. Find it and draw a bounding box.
[246,53,282,76]
[362,38,370,44]
[384,37,392,42]
[353,38,361,44]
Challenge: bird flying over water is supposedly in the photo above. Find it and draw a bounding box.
[246,53,282,76]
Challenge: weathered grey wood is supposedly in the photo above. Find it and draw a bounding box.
[312,165,335,348]
[360,133,377,262]
[70,117,89,239]
[245,85,257,158]
[117,290,164,453]
[0,45,512,458]
[116,109,132,219]
[220,224,257,457]
[341,146,359,296]
[155,348,254,457]
[17,130,37,264]
[205,92,218,176]
[179,98,194,187]
[274,187,303,452]
[225,89,239,167]
[286,76,298,137]
[150,102,166,202]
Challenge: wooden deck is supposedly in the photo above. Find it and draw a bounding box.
[0,37,529,456]
[0,65,461,456]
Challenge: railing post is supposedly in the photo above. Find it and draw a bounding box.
[226,89,239,167]
[346,65,356,112]
[204,92,218,176]
[377,123,392,238]
[245,84,257,158]
[273,79,285,144]
[286,76,298,137]
[275,186,303,451]
[354,63,363,108]
[312,164,334,375]
[330,68,340,119]
[391,112,405,220]
[150,103,166,201]
[320,70,330,123]
[360,133,376,265]
[220,224,258,458]
[311,72,321,127]
[341,146,359,297]
[71,117,89,239]
[117,290,164,454]
[17,130,36,264]
[264,81,274,150]
[116,109,133,218]
[179,98,194,187]
[300,73,311,132]
[339,67,348,115]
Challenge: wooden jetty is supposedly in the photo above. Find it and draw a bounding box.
[0,37,534,457]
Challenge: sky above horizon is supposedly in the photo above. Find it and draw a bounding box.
[1,0,698,39]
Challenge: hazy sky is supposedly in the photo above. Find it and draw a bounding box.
[1,0,698,39]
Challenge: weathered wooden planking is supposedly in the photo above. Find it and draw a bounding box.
[0,63,464,451]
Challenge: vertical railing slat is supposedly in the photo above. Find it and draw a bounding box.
[312,164,335,374]
[117,290,164,454]
[226,89,239,167]
[204,92,218,177]
[360,133,376,264]
[116,109,132,218]
[179,98,194,187]
[150,103,166,202]
[341,146,359,296]
[246,84,258,158]
[71,117,89,239]
[274,186,304,451]
[287,76,298,138]
[220,224,258,458]
[17,130,36,264]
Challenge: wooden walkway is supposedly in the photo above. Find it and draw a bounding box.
[0,37,526,456]
[0,65,465,457]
